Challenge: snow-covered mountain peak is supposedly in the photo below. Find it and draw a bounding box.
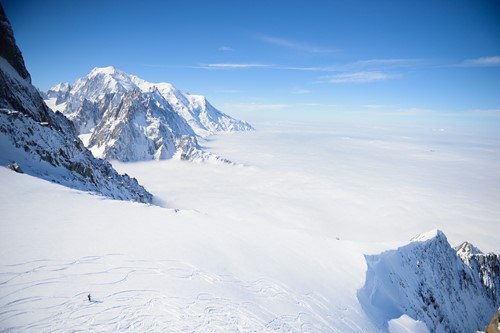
[49,82,71,92]
[77,67,175,99]
[410,229,446,243]
[456,241,483,257]
[89,65,121,76]
[71,66,138,98]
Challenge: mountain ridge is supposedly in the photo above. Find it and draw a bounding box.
[359,229,500,332]
[45,66,253,162]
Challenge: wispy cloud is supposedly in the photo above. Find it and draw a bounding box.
[203,63,270,69]
[223,102,326,112]
[351,58,422,69]
[469,109,500,116]
[291,88,311,94]
[223,102,292,112]
[461,56,500,67]
[362,104,391,109]
[279,59,420,72]
[396,107,439,116]
[258,35,336,54]
[323,71,398,84]
[217,89,241,94]
[278,65,338,71]
[201,63,337,71]
[218,46,234,52]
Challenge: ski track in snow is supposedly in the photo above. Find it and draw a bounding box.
[0,254,358,332]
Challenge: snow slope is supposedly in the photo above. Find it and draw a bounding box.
[44,66,253,162]
[0,167,381,332]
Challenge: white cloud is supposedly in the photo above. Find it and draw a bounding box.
[278,65,338,72]
[395,107,439,116]
[352,58,422,69]
[461,56,500,67]
[222,102,293,112]
[204,63,270,69]
[218,46,234,52]
[277,59,420,72]
[216,89,241,94]
[469,109,500,116]
[258,35,336,54]
[362,104,390,109]
[324,71,398,84]
[222,102,327,112]
[291,88,311,94]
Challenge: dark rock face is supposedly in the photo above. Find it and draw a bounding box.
[456,242,500,304]
[0,3,152,203]
[0,5,31,83]
[7,162,23,173]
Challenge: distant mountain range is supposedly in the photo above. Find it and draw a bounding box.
[43,67,253,162]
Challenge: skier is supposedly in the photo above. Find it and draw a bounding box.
[88,294,92,302]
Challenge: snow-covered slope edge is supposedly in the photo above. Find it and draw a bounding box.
[0,5,152,203]
[45,66,253,162]
[358,229,500,333]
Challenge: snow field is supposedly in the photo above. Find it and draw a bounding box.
[0,255,355,332]
[0,168,380,331]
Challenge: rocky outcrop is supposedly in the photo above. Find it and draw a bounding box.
[456,241,500,303]
[484,308,500,333]
[0,3,152,203]
[0,5,31,83]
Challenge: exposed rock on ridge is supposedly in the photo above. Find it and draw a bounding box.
[0,4,152,203]
[358,230,500,333]
[0,5,30,82]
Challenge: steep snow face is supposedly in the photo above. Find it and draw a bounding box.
[358,230,500,333]
[46,82,71,99]
[44,66,253,162]
[0,7,152,203]
[151,82,254,136]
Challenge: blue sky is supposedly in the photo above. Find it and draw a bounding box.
[3,0,500,120]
